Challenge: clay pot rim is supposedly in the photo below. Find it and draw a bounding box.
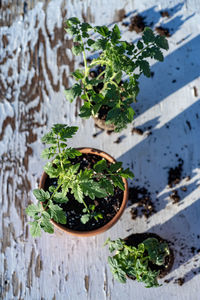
[39,147,128,237]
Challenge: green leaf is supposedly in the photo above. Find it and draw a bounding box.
[111,175,125,190]
[41,146,57,159]
[93,159,107,172]
[65,84,82,102]
[92,38,108,50]
[72,44,83,55]
[53,192,68,204]
[41,132,57,144]
[57,125,79,140]
[142,28,155,44]
[66,17,80,26]
[110,162,122,173]
[138,60,151,77]
[72,183,84,203]
[137,40,143,49]
[95,25,110,37]
[111,24,121,44]
[87,39,95,46]
[40,217,54,234]
[79,102,92,118]
[119,168,134,179]
[48,201,66,224]
[153,47,164,61]
[33,189,50,202]
[72,69,84,80]
[80,214,90,224]
[26,203,42,217]
[100,178,114,195]
[44,162,60,178]
[81,181,108,199]
[63,148,82,159]
[155,35,169,50]
[29,221,41,237]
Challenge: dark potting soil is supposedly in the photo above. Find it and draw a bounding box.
[155,26,170,37]
[168,158,183,187]
[129,15,146,33]
[44,153,123,231]
[128,186,156,219]
[124,232,174,279]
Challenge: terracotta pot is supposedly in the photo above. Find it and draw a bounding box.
[39,147,128,237]
[93,117,116,131]
[124,232,174,279]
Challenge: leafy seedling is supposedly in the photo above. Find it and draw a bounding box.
[104,237,170,287]
[26,124,134,237]
[65,18,169,132]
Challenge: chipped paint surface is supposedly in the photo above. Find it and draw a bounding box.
[0,0,200,299]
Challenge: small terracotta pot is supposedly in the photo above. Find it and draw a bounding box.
[124,232,174,279]
[93,117,116,131]
[39,147,128,237]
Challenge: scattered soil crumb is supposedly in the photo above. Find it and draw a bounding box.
[170,190,180,204]
[168,158,183,187]
[193,86,198,97]
[164,279,170,283]
[114,137,122,144]
[115,8,126,22]
[129,15,146,33]
[131,127,143,135]
[106,130,113,135]
[160,11,170,17]
[186,120,191,130]
[181,186,187,192]
[130,207,138,220]
[185,176,190,181]
[174,277,185,286]
[128,186,155,219]
[172,79,176,83]
[84,275,89,292]
[150,71,154,77]
[155,26,170,37]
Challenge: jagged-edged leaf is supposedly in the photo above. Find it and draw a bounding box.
[33,189,50,202]
[72,69,84,80]
[65,84,82,102]
[142,27,155,44]
[41,132,57,144]
[137,40,143,49]
[41,146,57,159]
[155,35,169,50]
[95,25,110,37]
[48,201,66,224]
[81,181,108,199]
[72,43,83,55]
[29,221,41,237]
[93,159,107,172]
[110,162,122,173]
[79,102,92,118]
[118,168,134,179]
[138,60,151,77]
[26,203,42,217]
[111,24,121,44]
[53,192,68,204]
[153,47,164,61]
[66,17,80,26]
[72,183,84,203]
[111,175,125,190]
[44,162,60,178]
[100,178,114,195]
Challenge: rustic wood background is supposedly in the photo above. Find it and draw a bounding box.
[1,0,200,299]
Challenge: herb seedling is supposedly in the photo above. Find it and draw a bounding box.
[26,124,134,237]
[105,237,170,287]
[65,18,169,132]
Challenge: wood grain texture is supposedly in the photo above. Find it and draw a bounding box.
[0,0,200,299]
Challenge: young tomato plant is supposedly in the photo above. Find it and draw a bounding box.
[26,124,134,237]
[65,17,169,132]
[104,237,170,287]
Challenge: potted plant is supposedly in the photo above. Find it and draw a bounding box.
[104,232,174,287]
[26,124,133,237]
[65,17,169,132]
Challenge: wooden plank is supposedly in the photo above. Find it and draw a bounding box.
[1,0,200,299]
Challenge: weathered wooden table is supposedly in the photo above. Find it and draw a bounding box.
[1,0,200,299]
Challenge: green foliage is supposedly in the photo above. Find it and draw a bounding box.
[65,18,169,132]
[105,237,170,288]
[26,125,134,237]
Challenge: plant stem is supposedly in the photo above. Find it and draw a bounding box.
[131,43,153,60]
